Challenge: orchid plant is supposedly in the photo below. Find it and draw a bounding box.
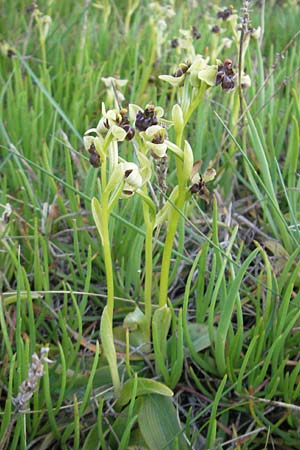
[84,36,237,393]
[84,0,263,393]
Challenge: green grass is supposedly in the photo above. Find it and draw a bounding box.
[1,1,300,449]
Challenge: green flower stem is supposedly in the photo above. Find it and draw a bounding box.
[143,202,154,340]
[100,200,121,394]
[183,83,207,127]
[136,141,155,337]
[108,181,125,214]
[158,190,186,308]
[99,141,121,394]
[101,136,113,190]
[36,23,47,72]
[158,132,186,308]
[101,192,115,318]
[124,0,139,35]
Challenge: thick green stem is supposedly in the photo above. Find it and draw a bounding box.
[158,131,186,308]
[99,152,120,394]
[101,193,114,317]
[158,83,207,307]
[183,83,206,127]
[143,204,153,339]
[158,191,186,307]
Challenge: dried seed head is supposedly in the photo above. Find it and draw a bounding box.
[13,347,53,411]
[156,155,168,208]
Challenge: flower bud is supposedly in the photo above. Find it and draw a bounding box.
[183,140,194,184]
[172,104,184,136]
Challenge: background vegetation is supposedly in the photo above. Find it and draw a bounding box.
[1,0,300,449]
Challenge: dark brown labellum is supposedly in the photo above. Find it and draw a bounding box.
[123,190,133,196]
[88,143,96,154]
[135,107,158,132]
[124,169,133,178]
[192,26,201,40]
[215,72,224,86]
[152,135,163,145]
[190,183,201,194]
[173,62,190,78]
[190,181,210,203]
[171,38,179,48]
[211,25,220,33]
[217,7,233,20]
[221,76,235,90]
[125,127,135,141]
[174,68,184,77]
[7,49,16,57]
[89,152,101,168]
[121,123,135,140]
[215,60,236,91]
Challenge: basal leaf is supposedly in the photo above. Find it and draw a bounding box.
[138,395,188,450]
[117,378,173,408]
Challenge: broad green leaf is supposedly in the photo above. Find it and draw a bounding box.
[152,306,171,359]
[109,400,140,450]
[138,395,188,450]
[117,378,173,408]
[100,306,120,395]
[152,305,172,381]
[123,306,149,348]
[186,323,211,353]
